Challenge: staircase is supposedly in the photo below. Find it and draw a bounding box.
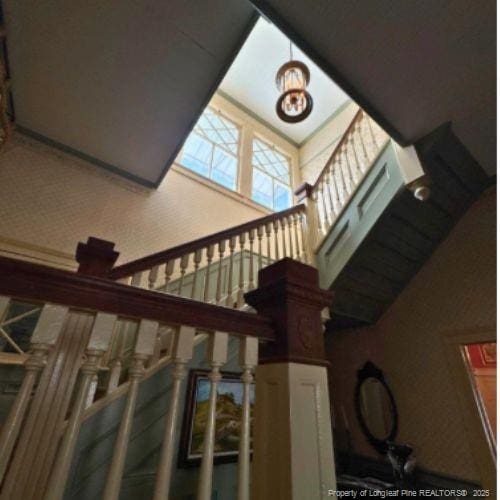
[0,107,491,499]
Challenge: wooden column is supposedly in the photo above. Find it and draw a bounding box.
[245,258,336,500]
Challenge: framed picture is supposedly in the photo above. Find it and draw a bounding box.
[178,369,254,468]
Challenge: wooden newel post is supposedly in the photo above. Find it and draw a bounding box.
[245,258,336,500]
[76,237,120,278]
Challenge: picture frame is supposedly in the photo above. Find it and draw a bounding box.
[178,369,254,468]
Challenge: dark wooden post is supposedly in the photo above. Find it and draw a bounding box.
[245,257,332,365]
[76,237,119,278]
[244,258,336,500]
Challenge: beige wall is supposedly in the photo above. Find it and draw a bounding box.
[326,188,496,482]
[0,133,273,267]
[299,100,358,184]
[0,90,307,269]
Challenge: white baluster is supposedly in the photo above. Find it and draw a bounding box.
[131,271,143,288]
[106,321,128,394]
[273,220,280,260]
[356,117,370,170]
[46,313,117,500]
[106,359,122,394]
[248,229,256,291]
[0,302,68,483]
[280,217,288,257]
[237,232,246,307]
[311,191,323,239]
[320,180,330,231]
[286,216,294,260]
[203,245,215,302]
[148,265,160,290]
[237,337,258,500]
[177,254,189,297]
[153,326,196,500]
[85,374,99,409]
[215,240,226,305]
[149,331,162,368]
[103,319,158,500]
[265,223,272,264]
[329,164,341,214]
[343,144,355,193]
[197,332,228,500]
[191,249,203,300]
[349,133,362,182]
[292,213,302,262]
[257,226,264,271]
[164,260,175,292]
[324,171,336,218]
[366,112,379,149]
[299,212,310,263]
[336,155,348,204]
[225,236,236,307]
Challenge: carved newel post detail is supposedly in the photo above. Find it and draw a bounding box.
[245,258,336,500]
[76,237,120,278]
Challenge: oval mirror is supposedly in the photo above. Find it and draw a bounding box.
[355,362,398,454]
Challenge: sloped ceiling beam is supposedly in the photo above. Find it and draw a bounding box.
[4,0,258,187]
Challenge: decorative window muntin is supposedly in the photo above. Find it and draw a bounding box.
[251,138,292,210]
[180,108,240,190]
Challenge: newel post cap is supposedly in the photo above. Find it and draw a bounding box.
[294,182,314,202]
[245,258,333,366]
[76,237,120,278]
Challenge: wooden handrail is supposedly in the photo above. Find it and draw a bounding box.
[110,204,305,279]
[311,108,363,191]
[0,256,275,341]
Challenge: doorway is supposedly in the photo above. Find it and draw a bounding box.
[463,342,496,452]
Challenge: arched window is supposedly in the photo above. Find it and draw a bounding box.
[179,108,240,190]
[251,138,292,211]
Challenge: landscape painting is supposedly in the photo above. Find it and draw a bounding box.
[178,370,255,467]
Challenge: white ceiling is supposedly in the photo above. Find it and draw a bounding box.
[4,0,257,186]
[219,18,349,145]
[254,0,496,175]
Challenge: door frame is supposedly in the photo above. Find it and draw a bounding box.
[442,326,496,493]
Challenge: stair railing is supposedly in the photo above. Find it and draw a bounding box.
[297,109,390,252]
[0,245,273,500]
[0,237,335,500]
[109,204,309,308]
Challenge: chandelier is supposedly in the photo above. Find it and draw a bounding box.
[275,42,313,123]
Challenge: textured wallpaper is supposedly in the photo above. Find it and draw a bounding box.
[0,134,270,265]
[326,188,496,482]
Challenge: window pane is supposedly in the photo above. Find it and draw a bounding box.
[252,169,273,209]
[274,181,292,211]
[180,133,212,177]
[211,146,237,190]
[194,108,239,155]
[252,138,291,184]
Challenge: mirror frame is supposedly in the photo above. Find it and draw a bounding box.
[354,361,398,454]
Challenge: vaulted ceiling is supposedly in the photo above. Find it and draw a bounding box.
[3,0,496,188]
